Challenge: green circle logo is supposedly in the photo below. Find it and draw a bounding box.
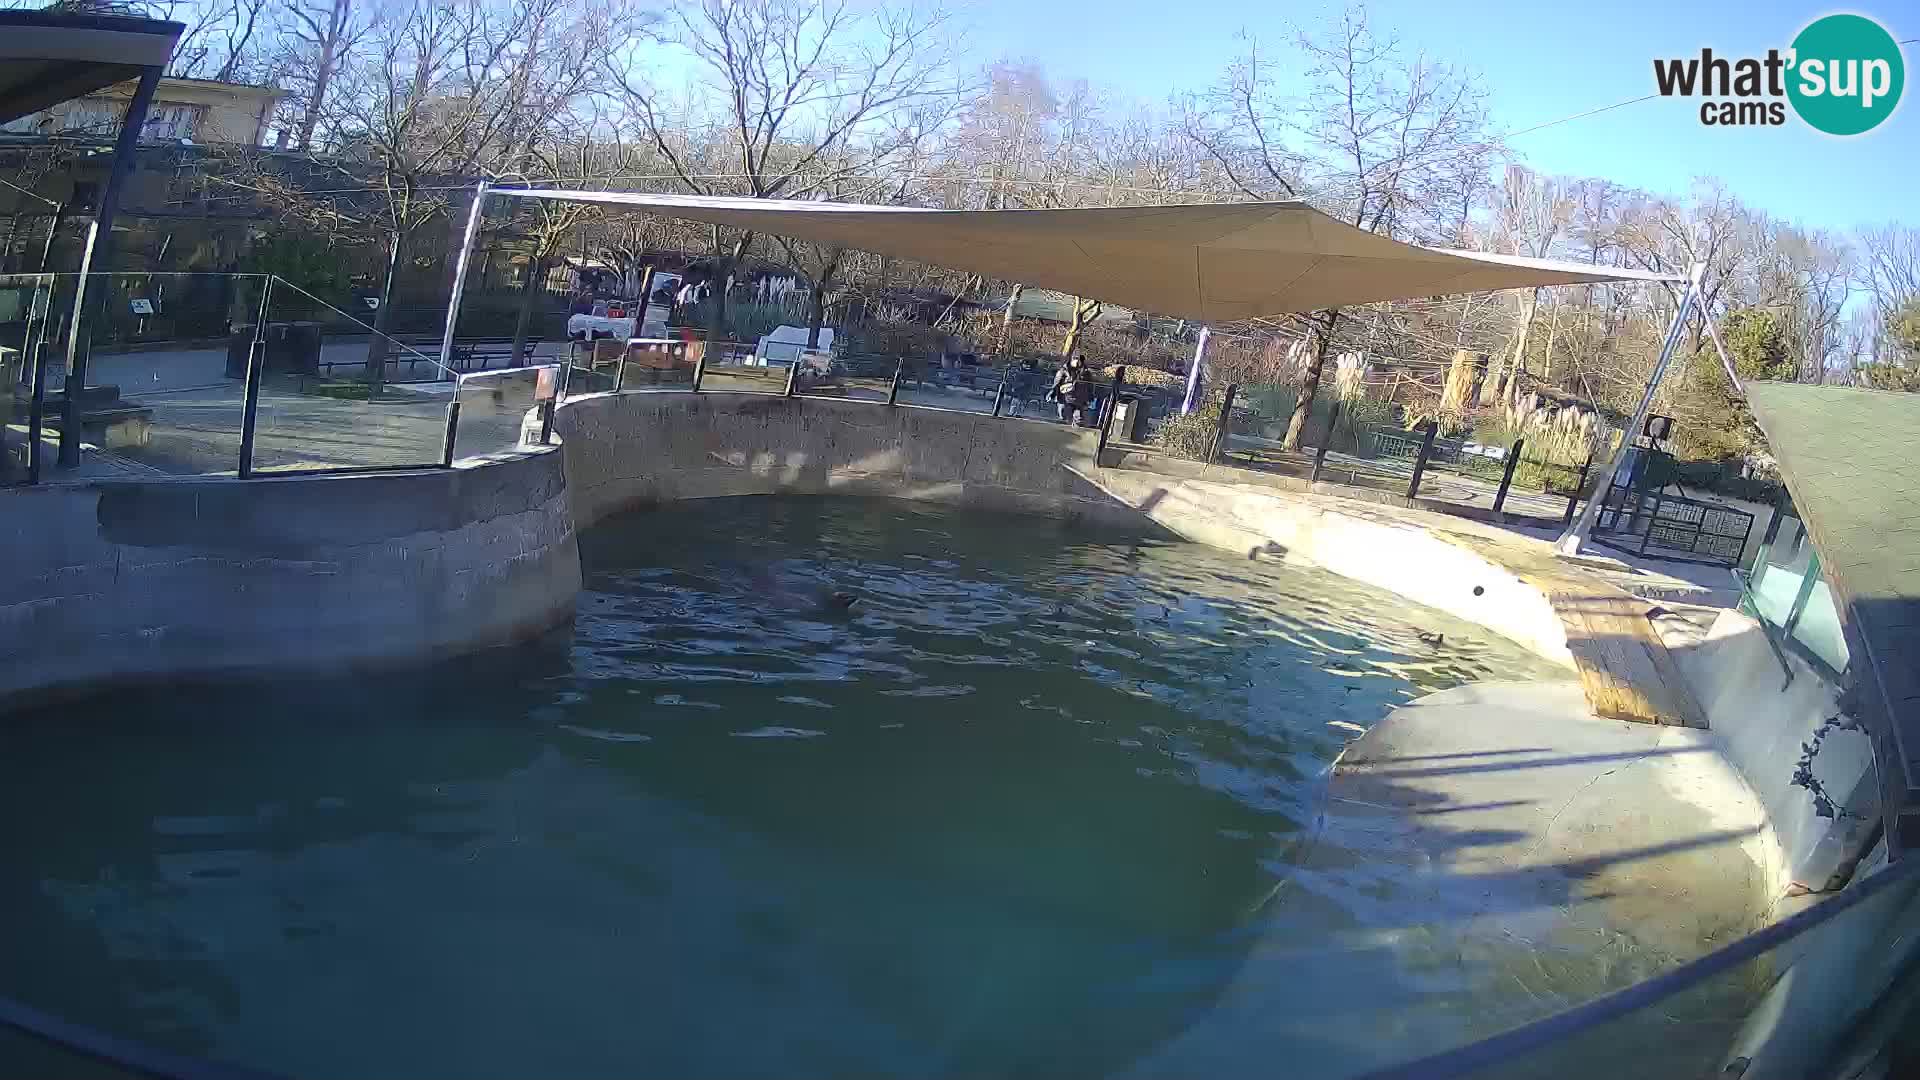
[1787,14,1904,135]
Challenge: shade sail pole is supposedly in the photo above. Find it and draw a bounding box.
[1181,326,1210,415]
[439,180,490,381]
[1556,261,1704,558]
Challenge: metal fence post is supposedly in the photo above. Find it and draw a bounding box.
[1406,421,1439,500]
[690,342,707,392]
[991,367,1009,417]
[887,357,904,406]
[1492,437,1525,517]
[783,358,800,397]
[25,339,49,485]
[1564,452,1594,526]
[1208,383,1239,462]
[441,388,462,468]
[1311,398,1343,483]
[612,342,628,394]
[237,276,273,478]
[1097,367,1127,457]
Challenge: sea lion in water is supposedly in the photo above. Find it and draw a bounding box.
[745,565,858,614]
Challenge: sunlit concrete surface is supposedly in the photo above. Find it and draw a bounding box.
[1124,680,1776,1079]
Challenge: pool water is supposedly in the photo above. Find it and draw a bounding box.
[0,497,1568,1079]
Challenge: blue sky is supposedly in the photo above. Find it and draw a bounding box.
[960,0,1914,233]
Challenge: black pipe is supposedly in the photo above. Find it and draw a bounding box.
[1406,421,1439,500]
[1097,367,1127,457]
[441,398,461,467]
[1209,383,1239,462]
[1311,399,1343,483]
[1492,438,1525,517]
[887,357,904,405]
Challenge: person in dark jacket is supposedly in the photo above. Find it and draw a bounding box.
[1050,354,1093,425]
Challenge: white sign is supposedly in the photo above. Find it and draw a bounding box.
[129,298,154,315]
[363,297,381,310]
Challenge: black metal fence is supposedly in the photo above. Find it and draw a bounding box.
[1594,486,1754,567]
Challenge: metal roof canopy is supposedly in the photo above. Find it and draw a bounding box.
[0,10,182,127]
[495,188,1680,323]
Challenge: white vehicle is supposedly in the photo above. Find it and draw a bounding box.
[754,325,834,364]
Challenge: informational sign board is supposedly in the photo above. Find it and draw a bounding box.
[129,298,154,315]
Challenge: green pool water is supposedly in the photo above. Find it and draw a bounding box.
[0,496,1568,1079]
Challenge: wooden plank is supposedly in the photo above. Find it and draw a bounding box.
[1548,588,1707,728]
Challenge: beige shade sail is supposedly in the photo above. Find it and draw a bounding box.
[504,189,1679,321]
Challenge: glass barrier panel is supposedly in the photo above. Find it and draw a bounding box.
[893,357,1002,415]
[34,273,262,478]
[694,341,787,395]
[795,351,893,405]
[247,279,449,473]
[452,366,554,461]
[615,339,695,393]
[0,273,53,484]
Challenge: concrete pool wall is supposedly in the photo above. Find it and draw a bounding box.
[0,448,579,704]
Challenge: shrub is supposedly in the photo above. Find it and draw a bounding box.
[1153,403,1223,461]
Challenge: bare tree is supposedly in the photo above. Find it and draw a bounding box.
[1187,4,1494,447]
[606,0,962,341]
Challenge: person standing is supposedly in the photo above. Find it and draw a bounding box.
[1050,354,1093,426]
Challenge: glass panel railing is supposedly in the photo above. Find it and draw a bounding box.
[246,280,450,473]
[694,341,788,395]
[892,357,1003,415]
[614,339,695,393]
[452,365,555,462]
[796,351,895,405]
[25,272,264,479]
[0,273,53,484]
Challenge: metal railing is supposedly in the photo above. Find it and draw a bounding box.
[1,272,567,485]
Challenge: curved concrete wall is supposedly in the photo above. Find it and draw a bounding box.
[554,391,1141,530]
[0,449,579,704]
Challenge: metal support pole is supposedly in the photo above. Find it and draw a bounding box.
[237,276,273,478]
[783,358,799,397]
[612,341,628,394]
[59,65,162,468]
[1564,453,1593,526]
[887,358,904,406]
[991,368,1009,417]
[26,339,50,484]
[691,343,708,392]
[1208,383,1238,462]
[1181,326,1209,415]
[1097,367,1127,457]
[1310,399,1343,484]
[438,180,490,381]
[1558,262,1702,556]
[1492,437,1525,517]
[1406,422,1439,500]
[441,393,462,467]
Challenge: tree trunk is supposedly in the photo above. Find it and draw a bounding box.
[365,227,405,396]
[1061,297,1101,356]
[510,251,546,369]
[1282,310,1341,450]
[806,283,828,348]
[705,231,751,345]
[994,284,1023,359]
[1489,288,1539,405]
[1539,298,1561,383]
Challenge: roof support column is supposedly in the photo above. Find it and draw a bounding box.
[58,63,160,467]
[1557,261,1704,558]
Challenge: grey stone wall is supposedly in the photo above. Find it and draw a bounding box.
[0,449,579,705]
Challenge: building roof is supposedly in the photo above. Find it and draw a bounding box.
[0,10,182,126]
[502,189,1682,322]
[1746,381,1920,850]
